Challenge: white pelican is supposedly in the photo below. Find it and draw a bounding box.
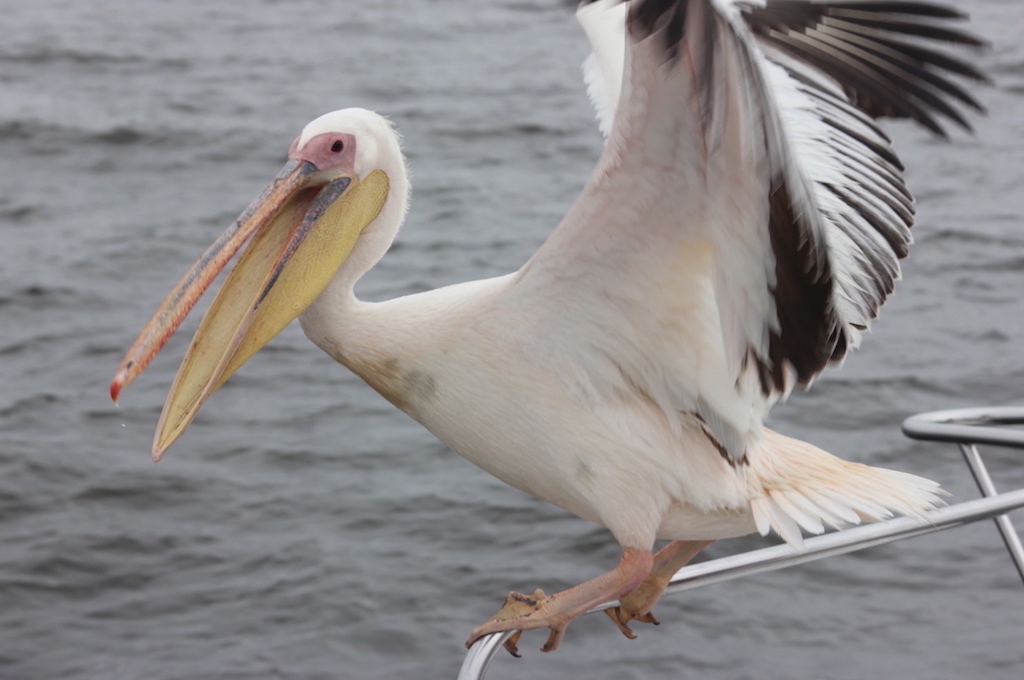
[111,0,985,656]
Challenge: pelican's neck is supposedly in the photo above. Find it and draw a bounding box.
[299,282,415,413]
[298,279,372,367]
[301,262,517,416]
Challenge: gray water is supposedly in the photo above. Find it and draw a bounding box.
[2,1,1023,678]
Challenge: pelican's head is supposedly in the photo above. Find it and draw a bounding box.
[111,108,406,460]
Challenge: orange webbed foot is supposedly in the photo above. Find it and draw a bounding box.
[603,540,713,640]
[464,547,657,654]
[465,589,573,655]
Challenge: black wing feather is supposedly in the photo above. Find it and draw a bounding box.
[742,0,988,135]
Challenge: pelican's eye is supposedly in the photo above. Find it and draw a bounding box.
[331,140,345,153]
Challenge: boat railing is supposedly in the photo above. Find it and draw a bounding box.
[458,406,1024,680]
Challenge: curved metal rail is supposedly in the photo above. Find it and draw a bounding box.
[902,406,1024,584]
[459,406,1024,680]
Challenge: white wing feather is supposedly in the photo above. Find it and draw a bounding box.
[577,0,626,138]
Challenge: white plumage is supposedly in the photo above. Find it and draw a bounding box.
[113,0,985,654]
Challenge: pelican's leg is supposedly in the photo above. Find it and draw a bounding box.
[605,539,714,638]
[466,547,653,655]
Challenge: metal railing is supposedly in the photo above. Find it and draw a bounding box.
[459,406,1024,680]
[902,406,1024,584]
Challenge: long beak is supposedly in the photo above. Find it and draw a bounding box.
[112,161,389,460]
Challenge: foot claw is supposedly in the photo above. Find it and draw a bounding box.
[502,631,523,658]
[604,607,637,639]
[605,605,660,639]
[540,624,566,653]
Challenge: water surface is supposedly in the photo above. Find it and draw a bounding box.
[2,1,1023,678]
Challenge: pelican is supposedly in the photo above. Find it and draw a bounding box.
[111,0,985,656]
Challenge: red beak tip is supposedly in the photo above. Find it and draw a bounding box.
[109,380,122,404]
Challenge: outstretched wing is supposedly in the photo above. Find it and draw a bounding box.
[510,0,983,460]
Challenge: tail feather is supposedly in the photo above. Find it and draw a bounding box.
[769,489,825,535]
[780,488,845,531]
[799,487,863,527]
[748,429,946,549]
